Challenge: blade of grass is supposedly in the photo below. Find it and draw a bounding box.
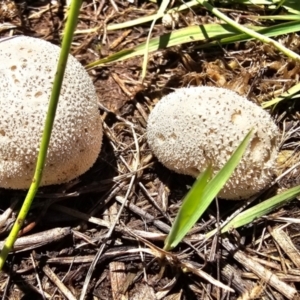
[197,0,300,62]
[235,0,299,14]
[163,166,213,249]
[246,15,300,21]
[281,1,300,14]
[262,82,300,108]
[86,23,244,68]
[104,0,292,32]
[196,20,300,48]
[86,21,300,69]
[105,0,200,31]
[274,0,288,10]
[206,184,300,239]
[164,130,253,251]
[141,0,170,80]
[232,0,284,4]
[76,0,297,35]
[0,1,83,270]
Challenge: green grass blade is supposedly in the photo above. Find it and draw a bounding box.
[164,166,213,250]
[105,0,297,32]
[106,0,200,31]
[87,21,300,69]
[197,0,300,62]
[226,0,283,5]
[141,0,170,79]
[86,24,242,68]
[164,130,253,251]
[282,1,300,14]
[0,1,83,270]
[245,0,299,14]
[197,20,300,48]
[262,82,300,108]
[247,15,300,21]
[206,184,300,239]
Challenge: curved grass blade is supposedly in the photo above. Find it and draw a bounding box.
[105,0,292,32]
[231,0,283,4]
[262,82,300,108]
[282,1,300,14]
[197,0,300,62]
[86,20,300,69]
[234,0,298,14]
[206,184,300,239]
[164,130,253,251]
[0,1,83,269]
[142,0,170,80]
[197,20,300,48]
[73,0,298,35]
[247,15,300,21]
[164,166,213,250]
[86,23,242,69]
[106,0,202,31]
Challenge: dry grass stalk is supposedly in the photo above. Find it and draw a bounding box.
[43,265,76,300]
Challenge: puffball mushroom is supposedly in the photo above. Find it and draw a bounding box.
[0,36,102,189]
[147,86,279,200]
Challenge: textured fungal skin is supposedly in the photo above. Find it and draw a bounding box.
[0,36,102,189]
[147,86,279,200]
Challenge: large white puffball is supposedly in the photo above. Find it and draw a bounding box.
[147,86,279,200]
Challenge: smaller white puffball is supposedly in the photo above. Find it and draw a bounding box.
[0,36,103,189]
[147,86,279,200]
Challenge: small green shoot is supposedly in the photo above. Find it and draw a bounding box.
[164,130,253,251]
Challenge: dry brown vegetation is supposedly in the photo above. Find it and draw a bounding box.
[1,0,300,299]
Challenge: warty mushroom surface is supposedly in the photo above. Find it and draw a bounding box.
[147,86,279,200]
[0,36,103,189]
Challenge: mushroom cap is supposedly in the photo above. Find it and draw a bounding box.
[0,36,103,189]
[147,86,279,200]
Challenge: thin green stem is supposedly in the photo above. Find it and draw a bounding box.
[198,0,300,62]
[0,0,83,270]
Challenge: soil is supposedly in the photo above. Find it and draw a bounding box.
[1,0,300,299]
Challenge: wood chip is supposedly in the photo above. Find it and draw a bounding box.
[271,226,300,268]
[109,261,128,300]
